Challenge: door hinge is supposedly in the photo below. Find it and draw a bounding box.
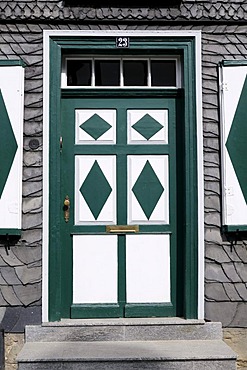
[221,82,228,92]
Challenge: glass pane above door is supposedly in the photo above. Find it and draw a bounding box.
[63,57,180,88]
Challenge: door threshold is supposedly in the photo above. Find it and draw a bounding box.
[42,317,205,327]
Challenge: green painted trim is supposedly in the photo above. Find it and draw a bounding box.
[75,145,169,155]
[70,226,172,234]
[118,235,126,315]
[62,88,183,98]
[183,39,198,319]
[220,60,247,67]
[125,303,175,317]
[71,304,122,318]
[48,39,63,322]
[223,225,247,233]
[0,229,21,236]
[49,35,198,321]
[0,60,26,67]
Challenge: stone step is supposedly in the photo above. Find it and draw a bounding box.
[17,339,237,370]
[25,318,222,342]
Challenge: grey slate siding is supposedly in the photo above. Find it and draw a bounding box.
[0,2,247,331]
[1,1,247,22]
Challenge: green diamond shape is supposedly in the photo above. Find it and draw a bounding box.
[0,90,18,198]
[226,76,247,203]
[80,160,112,219]
[80,113,111,140]
[132,114,163,140]
[132,160,164,219]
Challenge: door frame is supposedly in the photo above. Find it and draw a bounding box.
[42,30,203,322]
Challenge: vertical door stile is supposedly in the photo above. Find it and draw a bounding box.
[117,105,127,314]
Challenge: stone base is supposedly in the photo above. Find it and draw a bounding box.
[5,333,24,370]
[223,328,247,369]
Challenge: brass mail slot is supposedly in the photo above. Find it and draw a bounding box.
[106,225,139,233]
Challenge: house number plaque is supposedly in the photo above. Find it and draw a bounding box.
[116,37,129,48]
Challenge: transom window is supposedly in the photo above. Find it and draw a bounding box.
[62,57,181,88]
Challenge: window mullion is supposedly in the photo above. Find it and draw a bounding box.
[120,58,124,87]
[92,58,95,87]
[148,59,151,87]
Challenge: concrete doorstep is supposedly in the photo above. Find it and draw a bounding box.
[17,339,236,370]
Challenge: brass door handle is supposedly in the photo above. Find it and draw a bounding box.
[63,195,70,222]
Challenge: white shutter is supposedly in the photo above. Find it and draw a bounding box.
[220,62,247,231]
[0,62,25,235]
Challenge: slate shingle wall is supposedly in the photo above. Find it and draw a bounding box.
[0,3,247,331]
[1,1,247,22]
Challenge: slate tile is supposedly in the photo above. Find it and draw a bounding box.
[205,262,230,282]
[235,283,247,301]
[15,265,41,285]
[1,286,22,306]
[21,230,42,246]
[235,246,247,263]
[234,263,247,282]
[1,268,21,285]
[22,181,42,197]
[0,249,23,267]
[229,302,247,327]
[22,213,42,230]
[205,301,237,327]
[206,245,231,263]
[223,245,242,262]
[222,263,242,283]
[1,306,41,332]
[22,197,42,214]
[14,283,41,306]
[224,283,242,301]
[205,282,229,301]
[23,167,42,182]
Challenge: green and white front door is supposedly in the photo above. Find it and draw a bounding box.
[61,94,181,318]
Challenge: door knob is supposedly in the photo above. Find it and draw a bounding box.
[63,195,70,222]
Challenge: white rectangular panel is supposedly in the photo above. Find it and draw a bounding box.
[75,155,116,224]
[126,234,170,303]
[0,65,24,232]
[128,155,169,224]
[73,235,118,304]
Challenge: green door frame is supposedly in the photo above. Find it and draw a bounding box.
[46,32,199,322]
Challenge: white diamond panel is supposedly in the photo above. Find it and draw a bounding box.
[128,155,169,224]
[75,155,116,225]
[75,109,116,144]
[128,109,168,144]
